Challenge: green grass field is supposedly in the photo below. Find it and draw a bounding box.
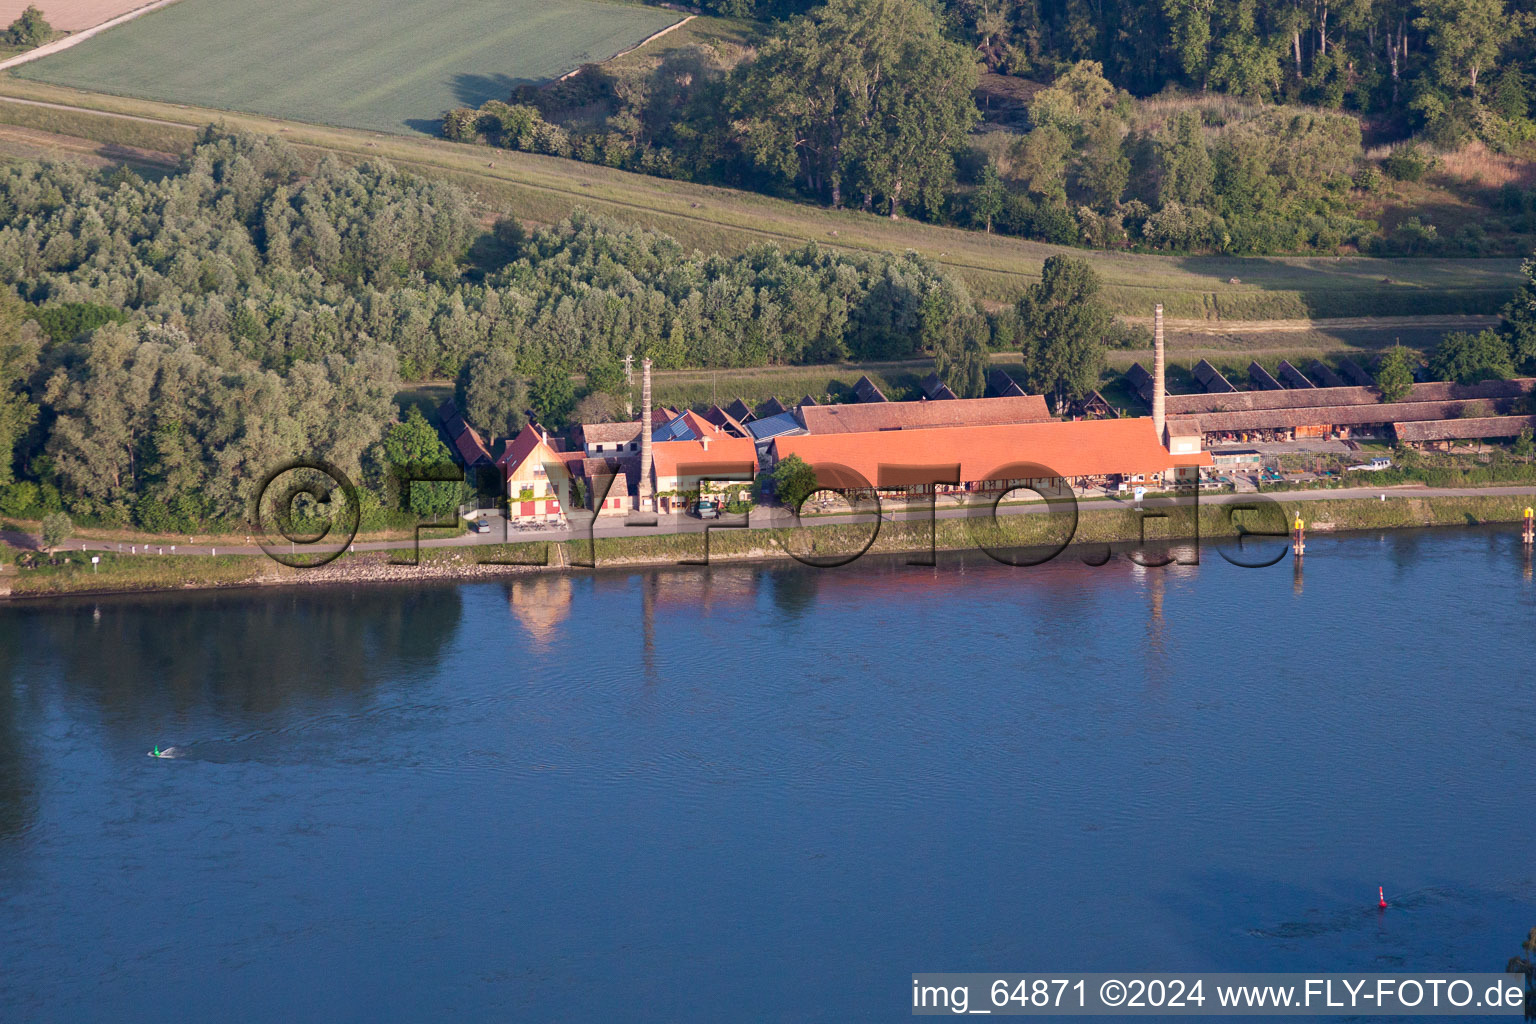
[15,0,680,135]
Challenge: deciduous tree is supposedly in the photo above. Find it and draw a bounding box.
[1430,329,1516,384]
[39,511,70,556]
[1500,256,1536,372]
[529,363,577,428]
[1016,255,1110,411]
[734,0,978,215]
[380,407,461,518]
[1414,0,1516,97]
[769,453,819,510]
[5,5,52,49]
[458,347,527,444]
[1375,345,1417,401]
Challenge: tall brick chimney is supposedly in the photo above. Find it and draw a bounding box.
[637,358,654,511]
[1152,303,1166,443]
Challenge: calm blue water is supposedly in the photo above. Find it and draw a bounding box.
[1,527,1534,1021]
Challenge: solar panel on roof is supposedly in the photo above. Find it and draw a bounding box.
[747,411,805,442]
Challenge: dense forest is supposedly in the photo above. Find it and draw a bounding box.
[0,130,990,530]
[446,0,1536,255]
[689,0,1533,121]
[4,125,1536,534]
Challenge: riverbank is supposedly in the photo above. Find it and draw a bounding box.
[4,492,1533,600]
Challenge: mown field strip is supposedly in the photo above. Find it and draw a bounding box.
[15,0,680,134]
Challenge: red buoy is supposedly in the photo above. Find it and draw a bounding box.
[1378,886,1388,909]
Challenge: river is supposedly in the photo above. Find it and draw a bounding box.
[1,527,1533,1021]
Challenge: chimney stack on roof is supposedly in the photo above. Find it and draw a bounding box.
[1152,303,1166,442]
[638,358,654,511]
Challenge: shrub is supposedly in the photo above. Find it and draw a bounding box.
[1452,223,1488,255]
[1352,164,1383,193]
[0,480,39,517]
[133,493,177,533]
[1382,144,1431,182]
[1514,426,1534,457]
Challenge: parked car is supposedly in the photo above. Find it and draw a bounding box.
[470,519,491,534]
[692,499,720,520]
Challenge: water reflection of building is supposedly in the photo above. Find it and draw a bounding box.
[506,576,573,647]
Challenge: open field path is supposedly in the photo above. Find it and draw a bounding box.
[0,0,181,72]
[1121,314,1501,333]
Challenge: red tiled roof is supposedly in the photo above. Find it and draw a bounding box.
[496,423,558,473]
[702,404,752,437]
[651,437,759,481]
[453,424,492,466]
[770,418,1202,483]
[678,410,721,437]
[800,395,1053,433]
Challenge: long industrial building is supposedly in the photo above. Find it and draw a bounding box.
[488,311,1208,521]
[474,306,1536,524]
[1133,363,1536,446]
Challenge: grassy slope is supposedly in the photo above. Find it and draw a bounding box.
[0,77,1521,316]
[14,0,680,135]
